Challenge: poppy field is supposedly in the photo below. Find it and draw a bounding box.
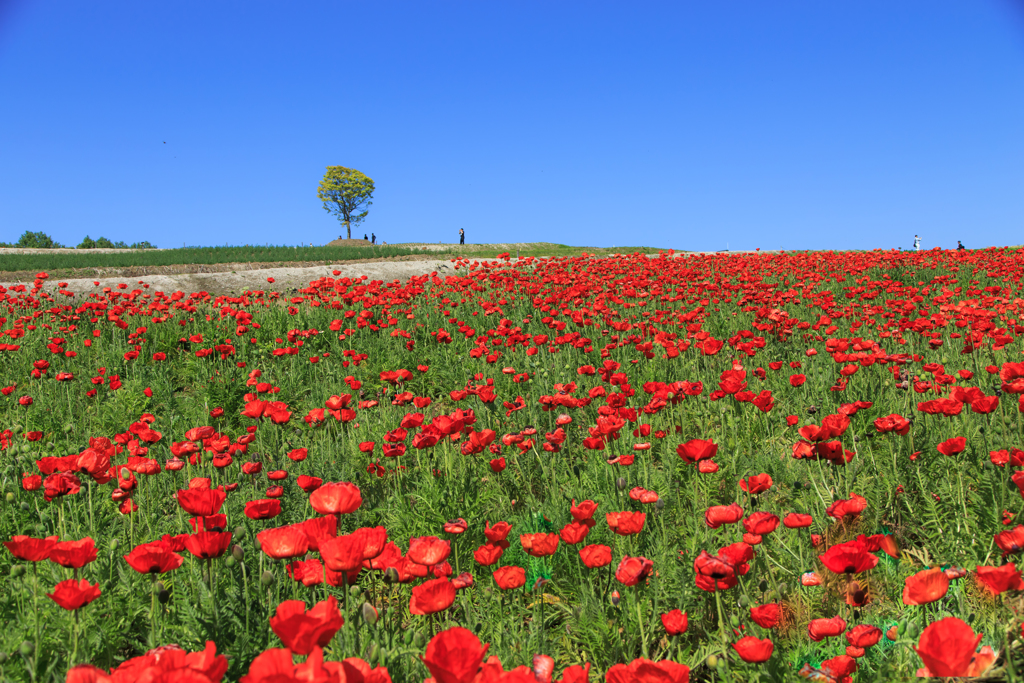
[4,247,1024,682]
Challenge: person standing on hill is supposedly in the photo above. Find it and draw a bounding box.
[364,234,368,241]
[914,234,921,251]
[371,233,376,245]
[459,228,465,245]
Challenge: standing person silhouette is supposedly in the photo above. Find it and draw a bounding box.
[459,228,465,245]
[913,234,921,251]
[371,233,376,245]
[364,234,368,241]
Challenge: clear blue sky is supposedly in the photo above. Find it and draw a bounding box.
[1,1,1023,251]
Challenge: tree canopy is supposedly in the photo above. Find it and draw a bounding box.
[317,166,375,239]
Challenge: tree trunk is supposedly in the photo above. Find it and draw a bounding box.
[345,219,351,240]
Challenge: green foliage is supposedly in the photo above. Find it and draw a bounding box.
[317,166,375,239]
[14,230,65,249]
[0,244,434,274]
[77,236,157,250]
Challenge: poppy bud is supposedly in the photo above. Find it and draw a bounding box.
[611,590,621,606]
[225,556,236,568]
[706,655,718,669]
[10,565,25,579]
[361,602,379,625]
[738,594,749,607]
[758,580,768,592]
[383,567,400,584]
[4,492,13,503]
[655,498,665,510]
[19,641,34,657]
[366,642,380,664]
[730,615,740,628]
[260,570,275,587]
[230,544,244,562]
[109,539,119,550]
[616,477,627,490]
[157,583,171,604]
[413,631,426,648]
[233,526,246,539]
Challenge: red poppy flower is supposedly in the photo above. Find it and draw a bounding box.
[749,603,781,628]
[902,567,949,605]
[605,658,689,682]
[288,558,325,587]
[975,563,1024,594]
[996,525,1024,556]
[176,488,227,517]
[302,516,338,552]
[320,534,365,572]
[443,518,468,535]
[244,499,282,520]
[47,578,102,611]
[660,609,688,635]
[421,626,489,683]
[473,542,508,566]
[408,536,451,566]
[492,565,527,590]
[615,555,653,586]
[409,577,457,615]
[297,475,322,493]
[732,636,773,663]
[739,473,773,494]
[676,439,718,463]
[936,437,967,456]
[559,520,594,545]
[818,539,879,575]
[915,617,982,677]
[808,616,847,641]
[484,520,512,542]
[269,596,344,655]
[184,531,233,560]
[123,541,184,574]
[309,481,362,515]
[705,503,744,529]
[48,538,97,569]
[783,512,813,528]
[874,414,911,435]
[606,511,646,536]
[569,499,598,521]
[257,525,310,560]
[846,624,882,650]
[743,512,779,536]
[520,533,559,558]
[579,544,612,569]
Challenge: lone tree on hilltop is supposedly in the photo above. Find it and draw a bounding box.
[317,166,374,240]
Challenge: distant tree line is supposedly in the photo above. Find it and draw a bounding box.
[0,231,157,249]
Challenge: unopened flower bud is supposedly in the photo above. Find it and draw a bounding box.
[382,567,399,584]
[260,570,275,587]
[231,544,245,562]
[616,477,627,490]
[361,602,379,625]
